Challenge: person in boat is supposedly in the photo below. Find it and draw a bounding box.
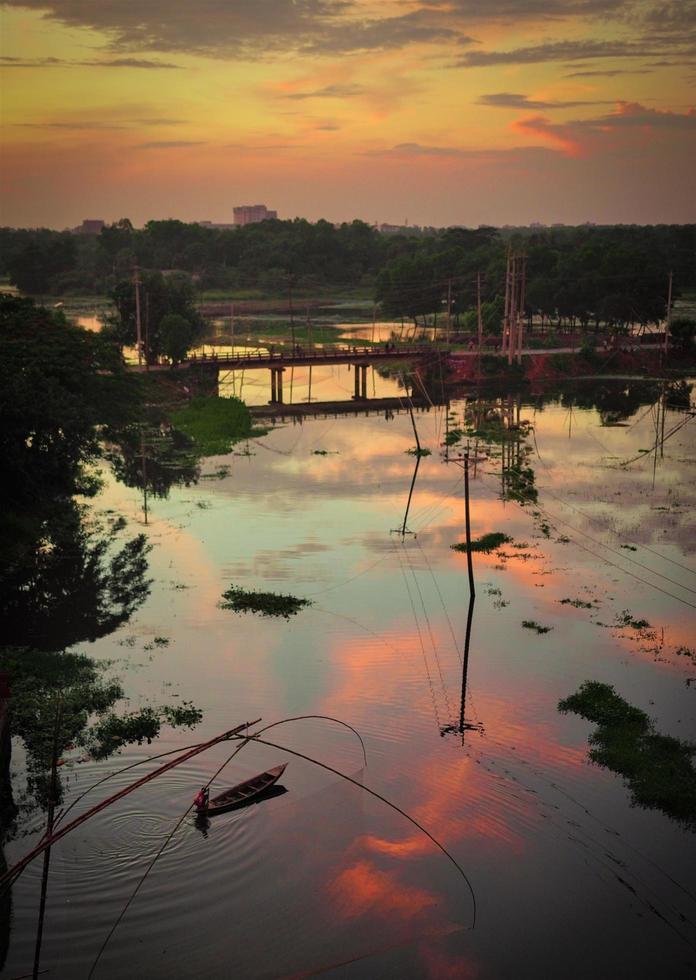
[194,786,209,812]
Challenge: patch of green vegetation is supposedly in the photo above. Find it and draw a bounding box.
[620,544,638,551]
[219,585,312,619]
[559,597,595,609]
[405,447,432,457]
[170,396,253,455]
[161,701,203,727]
[451,532,512,553]
[559,681,696,830]
[200,465,231,480]
[615,609,651,630]
[521,620,553,634]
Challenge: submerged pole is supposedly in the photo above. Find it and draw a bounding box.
[464,450,475,599]
[32,702,62,979]
[459,592,476,735]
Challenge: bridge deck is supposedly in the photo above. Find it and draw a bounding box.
[128,344,443,372]
[249,394,439,419]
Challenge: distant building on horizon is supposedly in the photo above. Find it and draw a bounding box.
[233,204,278,226]
[73,219,105,236]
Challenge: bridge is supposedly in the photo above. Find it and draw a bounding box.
[129,343,444,403]
[249,392,444,422]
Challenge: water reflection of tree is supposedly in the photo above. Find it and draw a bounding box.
[0,297,203,970]
[105,423,200,499]
[1,500,151,653]
[551,378,692,425]
[447,393,538,505]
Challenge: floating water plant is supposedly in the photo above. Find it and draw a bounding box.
[521,620,553,634]
[559,598,595,609]
[559,681,696,830]
[451,532,512,554]
[615,610,651,630]
[405,447,432,457]
[220,585,312,619]
[171,396,254,455]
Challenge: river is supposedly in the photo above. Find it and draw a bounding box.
[3,377,696,978]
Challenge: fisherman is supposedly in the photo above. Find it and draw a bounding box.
[194,786,209,812]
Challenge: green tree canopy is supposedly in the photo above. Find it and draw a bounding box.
[108,270,204,362]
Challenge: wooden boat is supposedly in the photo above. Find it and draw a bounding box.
[198,764,287,816]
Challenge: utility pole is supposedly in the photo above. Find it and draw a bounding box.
[517,254,526,365]
[446,278,452,347]
[502,249,511,357]
[476,271,483,353]
[664,270,673,355]
[134,267,143,366]
[32,700,62,980]
[144,291,150,371]
[463,448,476,599]
[508,255,517,367]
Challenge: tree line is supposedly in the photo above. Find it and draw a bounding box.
[1,219,694,334]
[376,224,695,333]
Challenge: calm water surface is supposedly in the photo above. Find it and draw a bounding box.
[5,382,696,978]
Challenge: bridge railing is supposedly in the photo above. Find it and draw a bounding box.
[185,343,439,365]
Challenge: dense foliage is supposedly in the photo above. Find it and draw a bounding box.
[0,217,386,295]
[0,295,202,832]
[376,224,695,331]
[107,269,205,363]
[0,294,138,526]
[1,221,692,338]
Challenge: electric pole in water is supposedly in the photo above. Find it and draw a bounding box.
[664,270,673,355]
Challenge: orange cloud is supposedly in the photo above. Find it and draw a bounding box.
[512,114,583,156]
[329,859,438,921]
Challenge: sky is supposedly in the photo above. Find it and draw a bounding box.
[1,0,695,228]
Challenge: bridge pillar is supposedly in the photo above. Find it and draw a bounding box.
[353,364,361,400]
[270,367,285,403]
[361,365,368,399]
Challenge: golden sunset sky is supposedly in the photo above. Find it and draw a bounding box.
[1,0,695,227]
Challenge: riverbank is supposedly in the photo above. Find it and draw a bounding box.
[446,347,696,385]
